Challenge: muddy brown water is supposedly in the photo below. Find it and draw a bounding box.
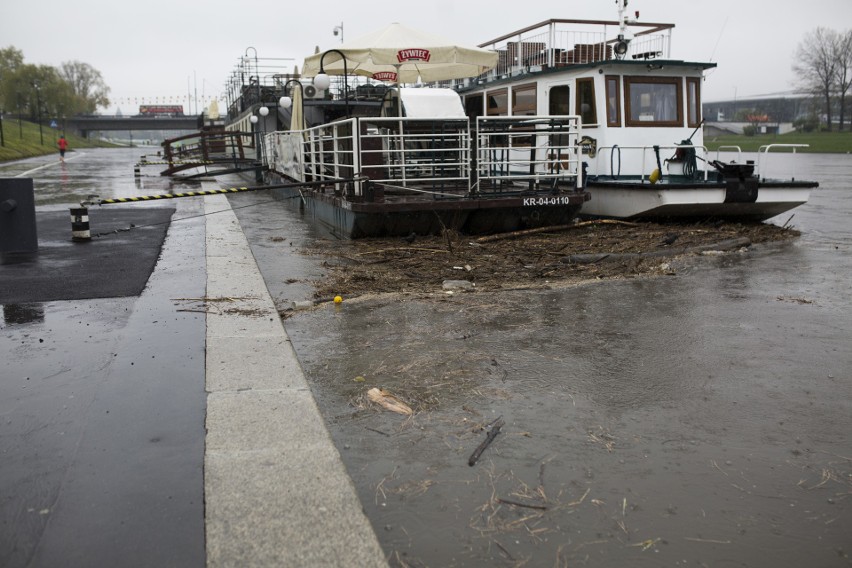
[230,153,852,567]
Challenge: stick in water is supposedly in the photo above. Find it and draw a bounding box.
[468,417,505,466]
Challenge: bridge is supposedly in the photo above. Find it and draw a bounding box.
[66,115,203,137]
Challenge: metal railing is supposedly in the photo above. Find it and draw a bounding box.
[163,130,249,164]
[714,145,743,163]
[475,116,582,191]
[265,114,582,198]
[593,144,710,182]
[437,19,673,89]
[356,117,471,193]
[713,144,810,180]
[757,144,810,180]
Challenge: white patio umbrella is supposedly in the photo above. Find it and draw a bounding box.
[301,22,498,84]
[289,86,304,131]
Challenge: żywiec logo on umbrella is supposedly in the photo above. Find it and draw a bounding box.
[397,49,431,63]
[372,71,398,82]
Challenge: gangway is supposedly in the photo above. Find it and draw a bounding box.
[142,129,259,178]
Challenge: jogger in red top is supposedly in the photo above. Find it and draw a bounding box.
[58,135,68,162]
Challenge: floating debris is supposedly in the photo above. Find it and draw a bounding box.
[367,388,413,415]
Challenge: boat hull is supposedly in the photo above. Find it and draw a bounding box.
[582,180,816,221]
[270,183,590,239]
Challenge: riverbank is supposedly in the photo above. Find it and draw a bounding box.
[705,130,852,153]
[0,119,119,162]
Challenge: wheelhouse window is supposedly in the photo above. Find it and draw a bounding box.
[512,84,537,116]
[576,78,597,127]
[549,85,570,115]
[486,89,508,116]
[605,75,621,127]
[624,76,683,127]
[686,77,701,127]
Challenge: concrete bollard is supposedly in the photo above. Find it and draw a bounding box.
[70,207,91,241]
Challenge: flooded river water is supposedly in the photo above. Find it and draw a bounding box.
[237,152,852,567]
[3,148,849,567]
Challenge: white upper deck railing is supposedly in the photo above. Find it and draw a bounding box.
[436,18,674,89]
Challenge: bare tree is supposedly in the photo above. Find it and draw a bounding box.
[835,30,852,131]
[794,27,838,131]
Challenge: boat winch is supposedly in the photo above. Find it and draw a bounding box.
[712,161,759,204]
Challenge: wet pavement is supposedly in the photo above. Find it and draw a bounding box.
[2,207,175,303]
[1,149,207,567]
[2,149,385,568]
[0,147,193,209]
[230,153,852,567]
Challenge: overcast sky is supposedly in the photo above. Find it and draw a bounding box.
[3,0,850,114]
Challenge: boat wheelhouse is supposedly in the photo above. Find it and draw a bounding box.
[442,7,817,220]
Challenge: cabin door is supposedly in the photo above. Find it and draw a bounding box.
[545,83,571,116]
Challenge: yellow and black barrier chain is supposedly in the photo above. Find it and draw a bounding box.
[70,177,369,241]
[99,186,255,204]
[95,177,366,206]
[136,160,215,166]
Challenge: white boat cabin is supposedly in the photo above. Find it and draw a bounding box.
[449,18,716,179]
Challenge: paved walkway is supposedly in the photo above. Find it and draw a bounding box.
[202,188,387,567]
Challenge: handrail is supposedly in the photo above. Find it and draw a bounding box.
[715,145,743,162]
[265,114,583,198]
[594,144,709,182]
[757,144,809,180]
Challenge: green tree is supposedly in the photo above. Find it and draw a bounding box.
[0,46,24,72]
[0,46,25,111]
[59,60,110,113]
[1,47,111,119]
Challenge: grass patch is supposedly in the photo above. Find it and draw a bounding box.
[704,130,852,154]
[0,119,119,162]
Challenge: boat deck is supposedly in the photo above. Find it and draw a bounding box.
[262,114,590,237]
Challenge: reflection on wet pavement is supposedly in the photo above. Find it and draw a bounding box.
[0,147,201,208]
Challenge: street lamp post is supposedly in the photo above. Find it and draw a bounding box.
[278,79,305,131]
[16,92,23,138]
[250,114,258,148]
[258,105,269,153]
[333,22,344,43]
[0,72,5,147]
[249,113,263,181]
[32,82,44,145]
[245,47,260,105]
[313,50,350,118]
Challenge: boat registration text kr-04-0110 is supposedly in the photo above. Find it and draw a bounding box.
[523,196,577,206]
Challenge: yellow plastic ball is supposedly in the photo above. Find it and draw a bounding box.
[333,295,343,304]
